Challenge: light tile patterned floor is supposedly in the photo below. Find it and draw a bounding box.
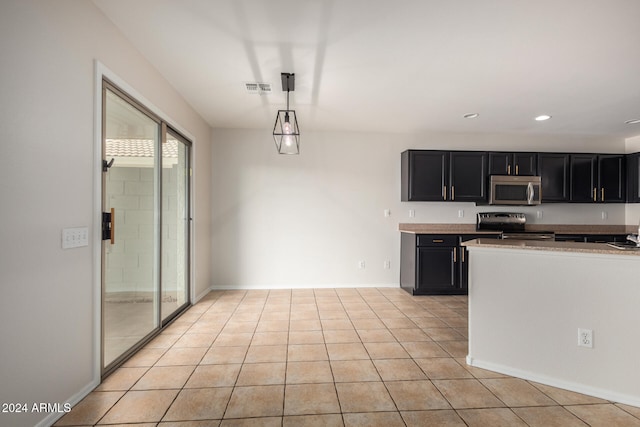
[55,288,640,426]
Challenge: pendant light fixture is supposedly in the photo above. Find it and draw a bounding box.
[273,72,300,155]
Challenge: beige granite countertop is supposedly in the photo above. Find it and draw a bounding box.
[462,238,640,256]
[525,224,636,234]
[398,224,500,234]
[398,223,637,235]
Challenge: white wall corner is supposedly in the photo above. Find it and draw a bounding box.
[625,135,640,153]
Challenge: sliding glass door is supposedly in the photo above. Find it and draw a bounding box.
[102,80,190,374]
[161,130,190,323]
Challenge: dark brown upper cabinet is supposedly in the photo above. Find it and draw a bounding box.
[449,151,488,202]
[488,152,537,176]
[402,149,626,204]
[627,153,640,203]
[401,150,487,202]
[401,150,449,201]
[570,154,625,203]
[538,153,570,202]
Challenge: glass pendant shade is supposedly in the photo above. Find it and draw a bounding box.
[273,109,300,155]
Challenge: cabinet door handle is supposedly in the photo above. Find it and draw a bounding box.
[601,188,605,201]
[453,249,457,263]
[593,188,597,202]
[515,164,519,175]
[461,248,465,263]
[451,186,455,201]
[443,185,447,201]
[432,239,444,243]
[507,164,511,175]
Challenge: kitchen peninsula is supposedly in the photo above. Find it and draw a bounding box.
[399,222,636,296]
[463,238,640,407]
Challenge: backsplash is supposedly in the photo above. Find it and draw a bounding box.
[400,202,628,225]
[626,204,640,227]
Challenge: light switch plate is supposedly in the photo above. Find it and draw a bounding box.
[62,227,89,249]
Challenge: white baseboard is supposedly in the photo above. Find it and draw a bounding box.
[194,285,216,303]
[466,356,640,408]
[206,283,400,290]
[36,379,99,427]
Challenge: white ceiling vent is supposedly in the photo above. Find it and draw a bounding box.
[244,82,272,95]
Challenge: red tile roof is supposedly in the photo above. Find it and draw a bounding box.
[106,139,178,158]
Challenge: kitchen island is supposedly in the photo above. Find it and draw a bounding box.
[463,238,640,407]
[398,223,636,296]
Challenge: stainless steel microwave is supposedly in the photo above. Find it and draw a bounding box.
[489,175,542,205]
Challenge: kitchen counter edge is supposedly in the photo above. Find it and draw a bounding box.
[462,238,640,256]
[398,223,636,235]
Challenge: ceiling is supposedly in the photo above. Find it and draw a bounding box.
[93,0,640,140]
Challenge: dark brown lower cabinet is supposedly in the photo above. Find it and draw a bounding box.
[416,245,457,294]
[400,233,499,295]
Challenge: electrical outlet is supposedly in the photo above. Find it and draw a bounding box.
[536,211,543,219]
[409,209,415,218]
[458,209,464,218]
[578,328,593,348]
[358,261,366,269]
[383,260,391,269]
[384,209,391,217]
[601,211,608,220]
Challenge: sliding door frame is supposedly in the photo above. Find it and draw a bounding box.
[94,62,195,380]
[160,125,192,327]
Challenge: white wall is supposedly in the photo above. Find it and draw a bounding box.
[211,128,629,289]
[211,129,401,288]
[0,2,211,426]
[626,205,640,227]
[626,135,640,152]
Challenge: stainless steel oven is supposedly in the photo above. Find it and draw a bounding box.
[489,175,541,205]
[477,212,555,241]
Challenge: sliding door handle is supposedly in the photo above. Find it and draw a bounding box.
[110,208,115,244]
[102,208,115,244]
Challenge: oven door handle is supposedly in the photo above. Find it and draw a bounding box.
[502,233,555,240]
[526,183,533,204]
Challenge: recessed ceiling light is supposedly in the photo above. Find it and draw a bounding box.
[534,115,552,121]
[625,118,640,125]
[463,113,479,119]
